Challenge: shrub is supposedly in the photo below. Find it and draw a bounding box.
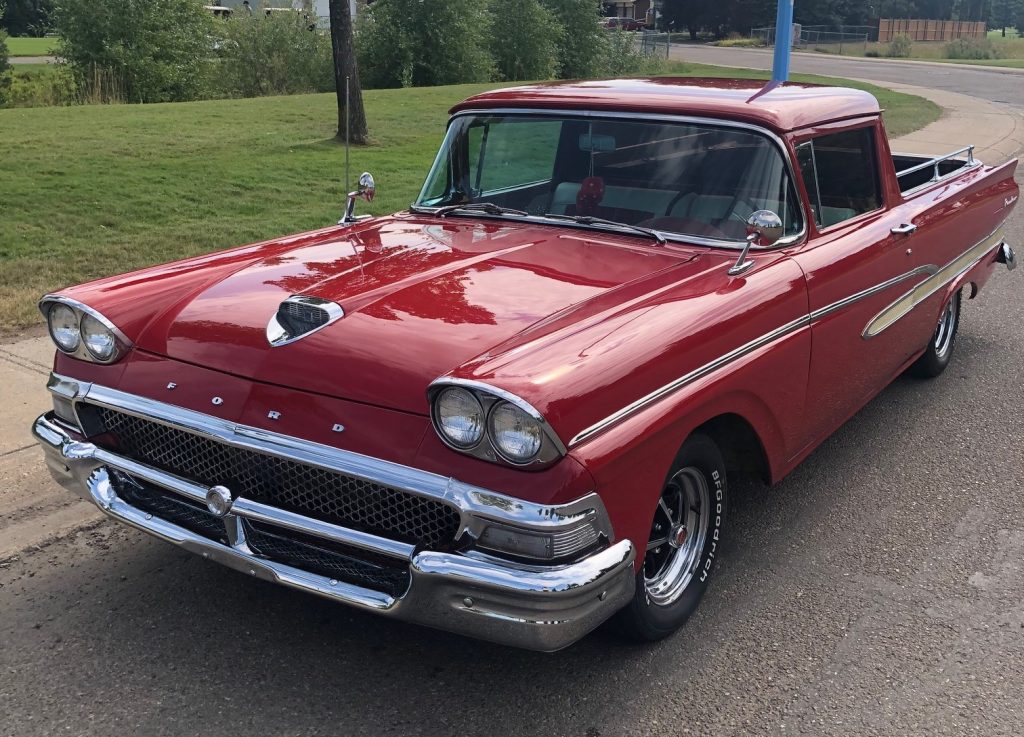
[887,34,912,58]
[0,29,10,105]
[356,0,493,88]
[598,28,665,76]
[864,49,881,57]
[213,10,333,97]
[487,0,560,81]
[945,37,999,59]
[539,0,605,78]
[54,0,214,103]
[712,37,761,48]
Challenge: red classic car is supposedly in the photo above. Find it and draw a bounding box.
[602,16,646,31]
[33,79,1018,651]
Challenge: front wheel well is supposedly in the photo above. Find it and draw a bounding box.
[692,413,770,486]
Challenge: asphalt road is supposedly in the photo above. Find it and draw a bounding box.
[671,44,1024,109]
[2,89,1023,736]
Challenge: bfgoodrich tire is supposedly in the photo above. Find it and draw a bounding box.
[910,290,961,378]
[615,433,727,642]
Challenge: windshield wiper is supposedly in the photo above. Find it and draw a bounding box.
[540,213,667,245]
[425,202,530,218]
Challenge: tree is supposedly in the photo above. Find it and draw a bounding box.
[992,0,1023,34]
[0,0,53,36]
[55,0,212,103]
[487,0,561,81]
[328,0,367,144]
[356,0,493,88]
[0,28,10,106]
[539,0,605,77]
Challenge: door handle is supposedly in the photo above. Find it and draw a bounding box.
[891,223,917,236]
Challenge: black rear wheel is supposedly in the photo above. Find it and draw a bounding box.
[909,290,961,378]
[615,433,727,642]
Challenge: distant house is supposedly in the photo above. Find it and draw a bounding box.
[603,0,654,24]
[215,0,357,20]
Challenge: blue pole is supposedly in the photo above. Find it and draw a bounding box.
[771,0,795,82]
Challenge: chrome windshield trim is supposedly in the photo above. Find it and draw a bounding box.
[415,108,808,253]
[46,374,612,542]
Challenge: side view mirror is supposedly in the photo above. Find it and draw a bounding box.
[728,210,784,276]
[341,171,376,224]
[746,209,784,247]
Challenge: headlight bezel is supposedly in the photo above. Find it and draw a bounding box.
[428,380,566,468]
[39,296,131,365]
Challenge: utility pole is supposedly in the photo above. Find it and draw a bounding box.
[771,0,795,82]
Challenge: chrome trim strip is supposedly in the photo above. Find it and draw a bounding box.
[569,314,811,447]
[863,226,1005,339]
[266,295,345,347]
[38,294,132,364]
[809,265,938,322]
[47,375,614,543]
[417,108,808,253]
[568,247,991,448]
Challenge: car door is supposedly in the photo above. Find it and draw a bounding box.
[790,123,938,449]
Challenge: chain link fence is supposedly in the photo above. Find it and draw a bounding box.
[752,25,871,55]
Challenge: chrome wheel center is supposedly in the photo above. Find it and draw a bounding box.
[643,467,711,606]
[670,523,688,549]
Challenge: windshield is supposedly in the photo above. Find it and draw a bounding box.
[416,113,803,244]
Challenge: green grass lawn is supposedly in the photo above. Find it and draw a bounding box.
[4,37,57,57]
[0,63,940,332]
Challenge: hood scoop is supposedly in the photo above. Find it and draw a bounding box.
[266,296,344,347]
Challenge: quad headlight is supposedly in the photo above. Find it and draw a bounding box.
[40,297,130,364]
[429,381,565,467]
[47,303,81,353]
[488,401,543,463]
[80,313,118,361]
[435,386,485,448]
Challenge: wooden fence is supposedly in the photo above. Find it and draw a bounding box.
[878,18,987,42]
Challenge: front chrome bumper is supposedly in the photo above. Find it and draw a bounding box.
[33,413,635,651]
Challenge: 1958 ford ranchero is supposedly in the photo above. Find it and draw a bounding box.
[33,79,1019,651]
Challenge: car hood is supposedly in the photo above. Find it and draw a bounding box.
[129,215,706,415]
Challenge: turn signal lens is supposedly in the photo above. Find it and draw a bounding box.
[435,387,485,448]
[47,303,80,353]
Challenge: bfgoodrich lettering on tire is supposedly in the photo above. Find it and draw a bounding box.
[615,432,727,642]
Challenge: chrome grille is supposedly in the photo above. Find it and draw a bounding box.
[90,406,461,548]
[244,521,410,596]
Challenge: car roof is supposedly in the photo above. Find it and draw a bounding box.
[449,77,882,133]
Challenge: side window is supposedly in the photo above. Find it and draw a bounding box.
[798,127,882,229]
[469,120,560,194]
